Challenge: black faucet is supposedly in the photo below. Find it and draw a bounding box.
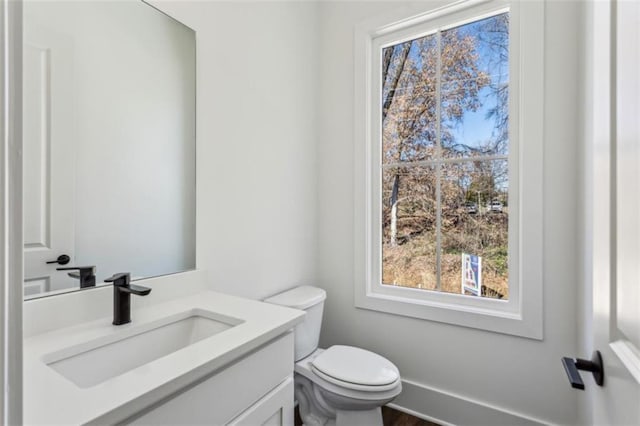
[104,273,151,325]
[57,266,96,288]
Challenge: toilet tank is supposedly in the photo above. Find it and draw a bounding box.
[264,286,326,361]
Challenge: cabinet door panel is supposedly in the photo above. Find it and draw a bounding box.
[125,332,293,425]
[228,377,294,426]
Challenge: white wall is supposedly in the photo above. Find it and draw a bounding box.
[316,1,581,424]
[151,1,320,300]
[153,1,583,423]
[24,0,196,285]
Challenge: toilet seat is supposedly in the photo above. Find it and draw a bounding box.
[311,346,400,391]
[295,347,402,401]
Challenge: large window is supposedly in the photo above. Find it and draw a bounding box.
[355,0,544,338]
[381,13,510,300]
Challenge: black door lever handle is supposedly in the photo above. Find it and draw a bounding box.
[561,350,604,390]
[46,254,70,265]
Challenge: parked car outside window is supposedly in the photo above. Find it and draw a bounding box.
[488,200,503,213]
[464,202,478,214]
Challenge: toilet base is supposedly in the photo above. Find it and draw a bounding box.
[295,373,388,426]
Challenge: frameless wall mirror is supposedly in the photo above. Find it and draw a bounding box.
[22,0,196,299]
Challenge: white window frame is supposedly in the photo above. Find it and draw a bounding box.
[354,0,544,339]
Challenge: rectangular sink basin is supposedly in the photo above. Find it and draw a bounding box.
[44,309,243,388]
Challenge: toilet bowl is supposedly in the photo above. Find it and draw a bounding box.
[265,286,402,426]
[295,347,402,426]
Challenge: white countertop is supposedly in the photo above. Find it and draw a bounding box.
[23,290,305,425]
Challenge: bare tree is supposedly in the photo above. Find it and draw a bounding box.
[381,14,511,297]
[382,29,489,246]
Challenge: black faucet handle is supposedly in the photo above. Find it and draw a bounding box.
[105,273,130,286]
[120,284,152,296]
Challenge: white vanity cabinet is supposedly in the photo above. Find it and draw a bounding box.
[124,332,295,426]
[24,289,305,425]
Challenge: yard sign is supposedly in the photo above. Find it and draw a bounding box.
[461,253,482,296]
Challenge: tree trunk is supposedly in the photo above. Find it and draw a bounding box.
[382,47,394,86]
[383,44,410,248]
[382,42,411,122]
[390,173,400,246]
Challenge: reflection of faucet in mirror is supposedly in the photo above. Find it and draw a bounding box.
[56,266,96,289]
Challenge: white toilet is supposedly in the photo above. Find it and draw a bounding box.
[265,286,402,426]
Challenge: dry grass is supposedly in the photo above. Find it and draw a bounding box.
[382,227,509,299]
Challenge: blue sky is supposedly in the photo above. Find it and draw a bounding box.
[444,14,509,155]
[384,13,509,157]
[448,86,503,152]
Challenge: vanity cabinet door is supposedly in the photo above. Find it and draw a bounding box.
[124,332,294,425]
[228,377,294,426]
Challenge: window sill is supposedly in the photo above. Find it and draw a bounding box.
[355,288,542,339]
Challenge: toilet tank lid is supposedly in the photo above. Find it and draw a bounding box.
[264,286,326,310]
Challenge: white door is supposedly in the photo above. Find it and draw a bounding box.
[22,22,76,296]
[588,1,640,424]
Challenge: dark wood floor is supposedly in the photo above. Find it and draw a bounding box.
[294,406,439,426]
[382,406,440,426]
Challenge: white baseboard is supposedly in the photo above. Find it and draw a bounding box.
[388,379,548,426]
